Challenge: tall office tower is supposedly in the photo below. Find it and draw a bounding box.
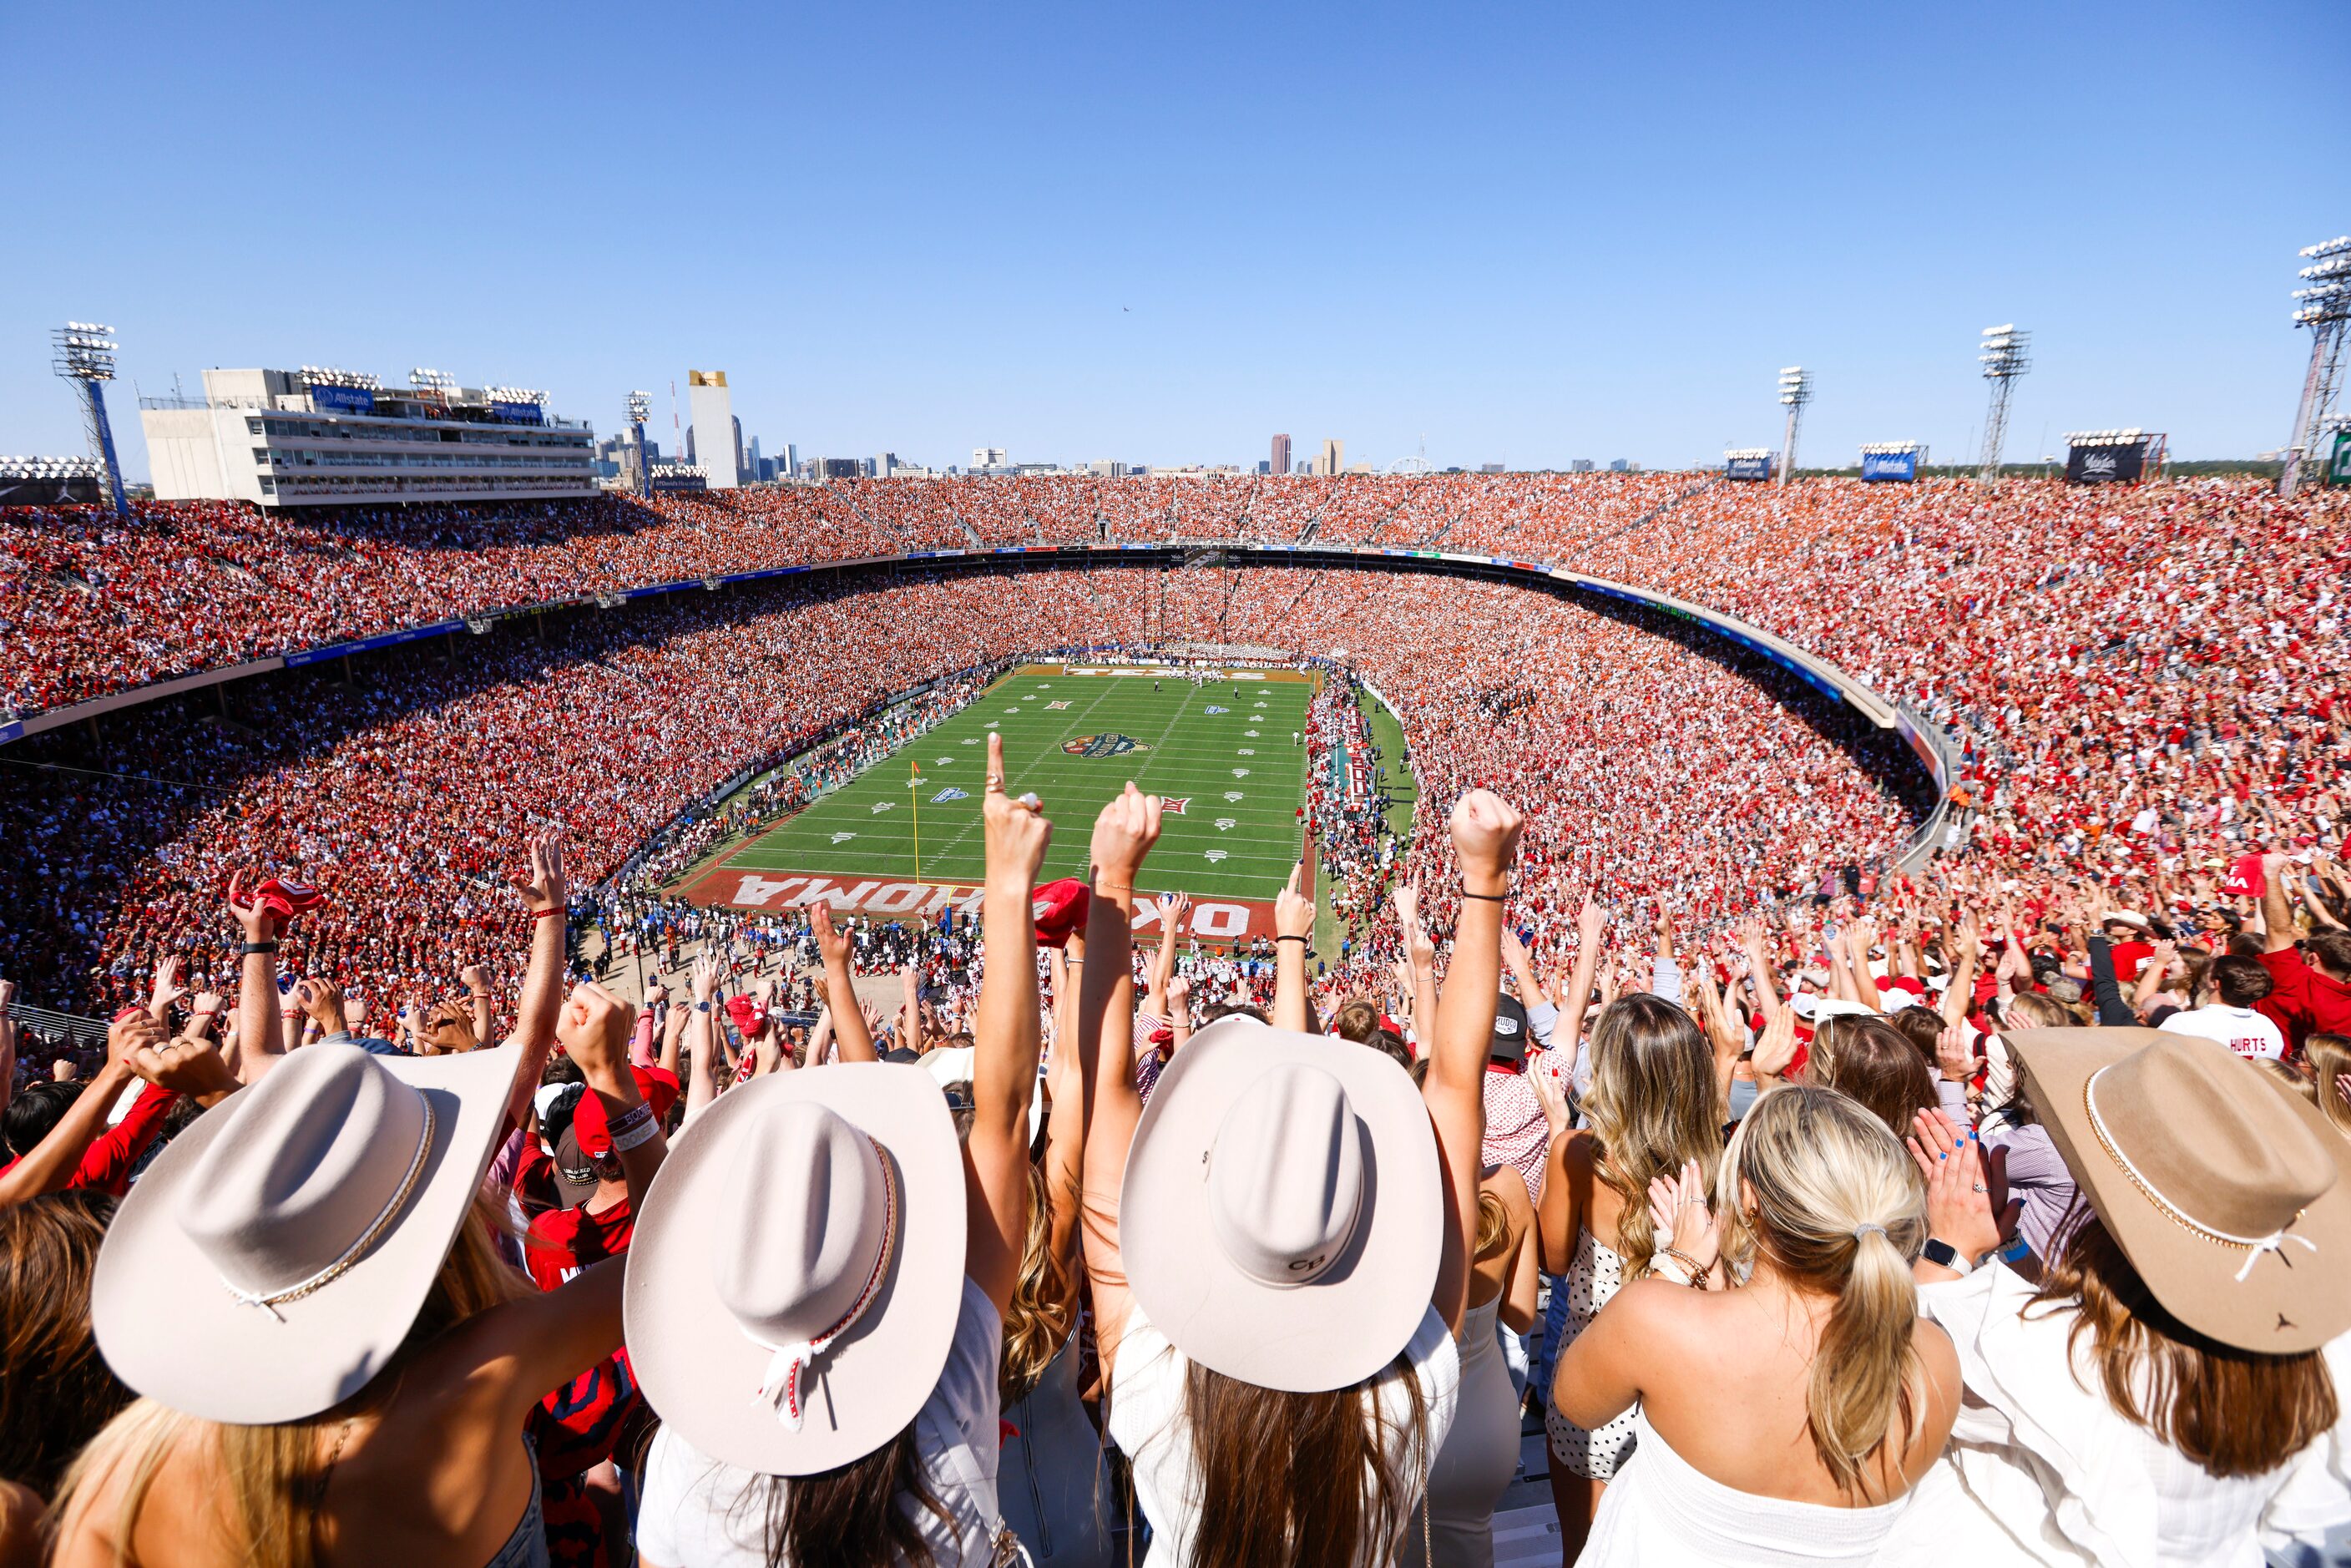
[686,371,739,489]
[1314,438,1344,477]
[1271,433,1292,475]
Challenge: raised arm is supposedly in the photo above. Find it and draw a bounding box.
[1939,912,1981,1027]
[225,873,286,1085]
[2262,851,2299,953]
[967,731,1053,1314]
[0,1010,156,1211]
[1553,897,1606,1076]
[1077,782,1161,1370]
[501,832,571,1130]
[682,953,725,1125]
[1145,892,1186,1016]
[462,962,497,1045]
[1272,862,1316,1033]
[1427,791,1522,1333]
[1397,883,1441,1055]
[812,906,876,1063]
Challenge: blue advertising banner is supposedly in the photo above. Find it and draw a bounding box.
[1861,450,1919,483]
[310,384,376,415]
[1725,455,1773,482]
[490,401,545,426]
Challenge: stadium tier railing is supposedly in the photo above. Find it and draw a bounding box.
[0,541,1947,855]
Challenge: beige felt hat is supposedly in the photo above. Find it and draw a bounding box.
[2010,1027,2351,1353]
[91,1040,523,1424]
[623,1063,964,1474]
[1119,1017,1440,1393]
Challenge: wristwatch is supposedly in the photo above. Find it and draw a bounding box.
[1921,1237,1975,1276]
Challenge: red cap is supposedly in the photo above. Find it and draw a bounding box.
[1033,878,1090,948]
[574,1066,681,1160]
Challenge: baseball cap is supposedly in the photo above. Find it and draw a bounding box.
[1033,878,1090,948]
[551,1125,599,1209]
[1489,994,1533,1068]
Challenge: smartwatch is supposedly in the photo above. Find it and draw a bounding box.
[1921,1237,1974,1276]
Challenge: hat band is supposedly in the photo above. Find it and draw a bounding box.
[746,1134,900,1433]
[2083,1068,2318,1283]
[220,1097,438,1323]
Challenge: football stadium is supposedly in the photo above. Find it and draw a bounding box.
[5,8,2351,1568]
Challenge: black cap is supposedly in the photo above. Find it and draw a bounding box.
[1489,993,1533,1068]
[551,1125,600,1210]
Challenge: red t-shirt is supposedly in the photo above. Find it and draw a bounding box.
[2107,940,2154,984]
[524,1194,635,1292]
[2258,948,2351,1057]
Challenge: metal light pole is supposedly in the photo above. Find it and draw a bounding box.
[53,322,129,518]
[627,390,653,498]
[1776,367,1813,485]
[1978,326,2030,484]
[2282,238,2351,498]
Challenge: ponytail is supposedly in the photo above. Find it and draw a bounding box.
[1721,1087,1929,1497]
[1807,1219,1923,1495]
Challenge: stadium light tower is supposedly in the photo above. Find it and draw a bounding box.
[626,390,653,499]
[52,321,129,518]
[2281,236,2351,498]
[1776,367,1813,486]
[1977,325,2031,484]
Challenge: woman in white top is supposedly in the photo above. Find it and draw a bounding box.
[1534,992,1726,1557]
[1554,1085,1963,1565]
[1404,1171,1539,1568]
[1077,785,1524,1567]
[1893,1027,2351,1566]
[626,735,1054,1568]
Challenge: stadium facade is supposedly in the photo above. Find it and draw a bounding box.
[138,368,597,508]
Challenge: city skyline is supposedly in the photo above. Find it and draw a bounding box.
[3,0,2345,481]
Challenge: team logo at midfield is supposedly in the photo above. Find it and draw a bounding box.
[1062,733,1152,759]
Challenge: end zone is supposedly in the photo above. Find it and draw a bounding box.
[674,865,1286,943]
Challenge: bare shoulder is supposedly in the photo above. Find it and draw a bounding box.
[1909,1313,1963,1411]
[1481,1163,1535,1222]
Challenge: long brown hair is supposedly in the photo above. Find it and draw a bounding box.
[1584,994,1722,1276]
[0,1190,131,1499]
[741,1422,954,1568]
[53,1204,524,1568]
[1810,1017,1939,1141]
[2030,1211,2338,1478]
[1179,1351,1432,1568]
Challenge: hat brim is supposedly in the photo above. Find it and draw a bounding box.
[2010,1027,2351,1353]
[624,1064,965,1474]
[1119,1018,1439,1393]
[92,1043,525,1424]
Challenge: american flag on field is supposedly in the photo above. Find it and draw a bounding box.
[1162,797,1190,814]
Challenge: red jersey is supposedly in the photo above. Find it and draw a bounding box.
[524,1194,635,1292]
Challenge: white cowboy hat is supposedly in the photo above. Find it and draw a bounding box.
[92,1040,523,1424]
[1118,1017,1439,1393]
[623,1063,964,1474]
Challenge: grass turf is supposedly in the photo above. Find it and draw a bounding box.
[706,665,1317,900]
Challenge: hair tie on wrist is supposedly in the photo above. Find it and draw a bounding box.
[1459,889,1508,903]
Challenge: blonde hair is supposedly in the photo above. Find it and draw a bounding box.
[2306,1034,2351,1141]
[2001,992,2078,1029]
[1717,1087,1929,1496]
[53,1206,522,1568]
[1585,995,1722,1277]
[998,1162,1074,1410]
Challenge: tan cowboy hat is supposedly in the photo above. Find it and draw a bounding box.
[91,1040,523,1424]
[623,1063,963,1474]
[2010,1027,2351,1353]
[1119,1017,1440,1393]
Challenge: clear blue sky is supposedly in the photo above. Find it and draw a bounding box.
[4,0,2344,478]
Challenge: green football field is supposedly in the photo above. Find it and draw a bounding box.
[685,665,1318,904]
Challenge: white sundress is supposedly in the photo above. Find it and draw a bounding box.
[1545,1227,1638,1479]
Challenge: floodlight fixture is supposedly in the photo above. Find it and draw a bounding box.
[2281,236,2351,496]
[408,367,457,392]
[1974,324,2032,483]
[1772,366,1813,484]
[51,319,130,517]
